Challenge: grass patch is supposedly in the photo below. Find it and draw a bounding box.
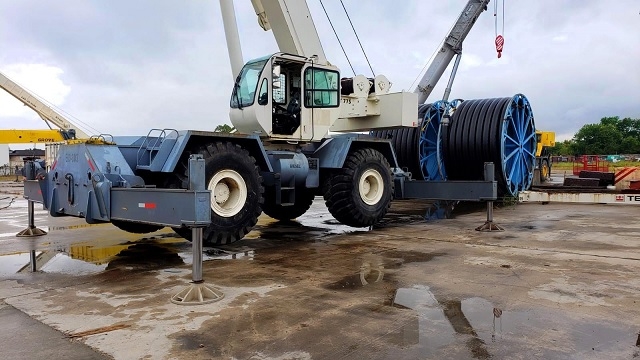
[552,161,640,170]
[0,175,19,181]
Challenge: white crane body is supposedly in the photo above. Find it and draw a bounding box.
[225,0,418,142]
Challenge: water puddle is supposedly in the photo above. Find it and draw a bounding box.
[324,251,445,291]
[0,234,259,276]
[325,255,386,290]
[390,285,639,359]
[40,253,107,275]
[0,252,37,276]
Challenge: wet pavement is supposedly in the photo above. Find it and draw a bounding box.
[1,180,640,359]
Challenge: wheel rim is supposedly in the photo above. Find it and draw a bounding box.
[418,101,448,181]
[542,162,549,178]
[208,169,247,217]
[359,169,384,205]
[501,94,536,196]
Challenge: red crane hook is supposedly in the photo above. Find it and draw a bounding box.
[495,35,504,58]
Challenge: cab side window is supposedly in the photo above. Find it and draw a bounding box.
[304,68,339,108]
[258,79,268,105]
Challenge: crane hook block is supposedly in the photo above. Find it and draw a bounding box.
[495,35,504,58]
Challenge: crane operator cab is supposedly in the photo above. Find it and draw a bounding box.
[229,53,340,142]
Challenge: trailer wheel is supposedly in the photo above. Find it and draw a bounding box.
[262,188,315,221]
[540,158,550,182]
[172,142,263,245]
[112,220,164,234]
[324,148,393,227]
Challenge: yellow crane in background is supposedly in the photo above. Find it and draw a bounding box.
[0,71,100,168]
[0,129,77,144]
[536,130,556,182]
[0,71,89,138]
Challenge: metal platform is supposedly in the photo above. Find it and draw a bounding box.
[519,190,640,205]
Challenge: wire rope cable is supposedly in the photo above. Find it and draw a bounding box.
[339,0,375,76]
[0,72,101,136]
[319,0,356,76]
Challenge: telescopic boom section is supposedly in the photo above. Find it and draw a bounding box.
[0,71,89,139]
[414,0,490,104]
[251,0,327,64]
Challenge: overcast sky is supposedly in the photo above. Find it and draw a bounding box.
[1,0,639,147]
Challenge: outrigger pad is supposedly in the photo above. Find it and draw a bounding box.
[171,283,224,306]
[475,221,505,232]
[16,226,47,237]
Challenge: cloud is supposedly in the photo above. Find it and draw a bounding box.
[459,53,484,71]
[0,63,70,119]
[0,0,638,141]
[552,35,569,42]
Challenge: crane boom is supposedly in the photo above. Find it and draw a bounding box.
[0,129,70,144]
[414,0,490,104]
[250,0,327,64]
[0,71,89,138]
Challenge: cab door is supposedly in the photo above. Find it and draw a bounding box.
[302,65,340,141]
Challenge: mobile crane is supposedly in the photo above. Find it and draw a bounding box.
[23,0,497,246]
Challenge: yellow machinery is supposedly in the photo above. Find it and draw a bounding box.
[0,71,94,168]
[0,129,76,144]
[536,130,556,182]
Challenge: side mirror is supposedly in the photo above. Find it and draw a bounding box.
[272,65,281,89]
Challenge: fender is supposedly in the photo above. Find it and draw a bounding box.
[312,134,399,169]
[145,130,273,173]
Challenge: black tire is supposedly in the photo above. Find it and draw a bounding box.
[262,188,315,221]
[171,142,263,245]
[540,158,550,182]
[324,148,393,227]
[112,220,164,234]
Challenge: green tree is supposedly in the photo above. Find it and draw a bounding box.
[620,136,640,154]
[568,116,640,155]
[572,123,623,155]
[549,139,575,156]
[214,124,235,133]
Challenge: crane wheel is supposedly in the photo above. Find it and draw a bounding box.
[171,142,264,245]
[112,220,164,234]
[540,159,550,182]
[324,148,393,227]
[262,188,315,221]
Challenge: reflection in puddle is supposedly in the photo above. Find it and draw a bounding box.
[0,235,261,276]
[41,253,107,275]
[391,285,638,359]
[0,253,37,276]
[246,218,362,241]
[106,243,184,270]
[201,249,254,262]
[325,254,385,290]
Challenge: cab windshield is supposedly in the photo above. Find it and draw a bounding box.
[230,57,269,109]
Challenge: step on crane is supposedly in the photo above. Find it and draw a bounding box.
[23,0,497,246]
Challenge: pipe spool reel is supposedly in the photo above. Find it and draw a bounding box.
[371,94,536,197]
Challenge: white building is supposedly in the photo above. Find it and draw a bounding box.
[0,144,8,167]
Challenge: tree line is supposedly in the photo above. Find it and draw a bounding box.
[549,116,640,155]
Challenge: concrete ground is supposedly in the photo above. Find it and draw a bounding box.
[1,179,640,359]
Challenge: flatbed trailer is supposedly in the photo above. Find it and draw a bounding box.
[519,190,640,205]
